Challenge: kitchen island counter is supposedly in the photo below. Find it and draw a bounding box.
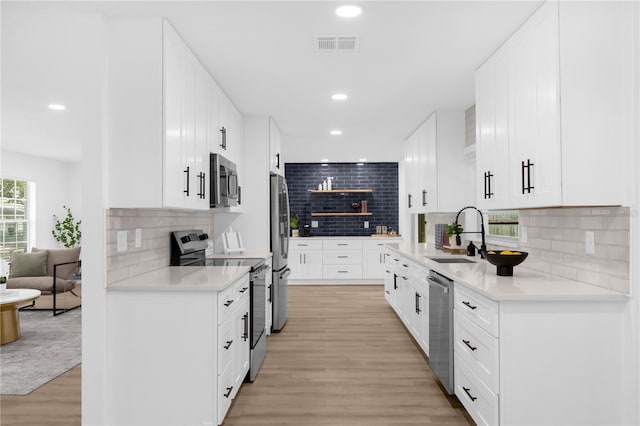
[387,243,627,302]
[107,265,251,292]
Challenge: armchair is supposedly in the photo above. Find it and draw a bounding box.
[6,247,81,316]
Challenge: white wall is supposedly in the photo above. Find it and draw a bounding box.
[1,150,81,249]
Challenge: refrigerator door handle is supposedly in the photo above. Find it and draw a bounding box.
[279,267,291,280]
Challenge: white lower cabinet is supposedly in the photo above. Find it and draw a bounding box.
[289,239,323,280]
[386,253,430,357]
[106,274,250,426]
[289,238,402,283]
[265,257,273,335]
[453,284,627,425]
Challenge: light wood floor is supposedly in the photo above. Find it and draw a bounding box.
[0,364,81,425]
[225,285,473,425]
[0,285,473,426]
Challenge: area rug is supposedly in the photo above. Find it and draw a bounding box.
[0,309,81,395]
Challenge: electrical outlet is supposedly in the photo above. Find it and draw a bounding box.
[135,228,142,248]
[117,231,127,252]
[585,231,595,254]
[311,221,318,228]
[364,221,369,229]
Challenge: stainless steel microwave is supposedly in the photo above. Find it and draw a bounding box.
[210,153,239,208]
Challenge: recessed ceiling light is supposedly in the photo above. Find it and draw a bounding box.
[331,93,348,101]
[336,5,362,18]
[321,159,329,162]
[359,158,368,162]
[48,104,66,111]
[330,130,342,135]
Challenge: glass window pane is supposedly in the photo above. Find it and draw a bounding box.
[0,178,33,262]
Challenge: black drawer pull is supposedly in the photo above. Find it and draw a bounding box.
[462,301,477,310]
[224,299,234,307]
[462,339,477,351]
[224,340,233,350]
[337,255,349,258]
[224,386,233,398]
[463,387,478,402]
[239,287,248,293]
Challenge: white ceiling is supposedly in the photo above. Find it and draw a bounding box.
[1,1,542,164]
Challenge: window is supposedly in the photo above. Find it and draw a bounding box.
[487,211,519,238]
[1,178,34,261]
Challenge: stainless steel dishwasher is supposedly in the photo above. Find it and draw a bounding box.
[428,270,454,394]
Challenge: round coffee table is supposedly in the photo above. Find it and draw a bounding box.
[0,289,41,344]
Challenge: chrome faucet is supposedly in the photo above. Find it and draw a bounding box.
[454,206,487,258]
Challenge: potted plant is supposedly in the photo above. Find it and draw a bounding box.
[52,205,82,248]
[290,214,300,237]
[446,222,463,246]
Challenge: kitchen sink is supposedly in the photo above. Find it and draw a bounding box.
[427,257,476,264]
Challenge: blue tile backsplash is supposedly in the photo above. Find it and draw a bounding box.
[285,162,399,236]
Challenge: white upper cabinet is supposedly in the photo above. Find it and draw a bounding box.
[404,111,466,214]
[269,117,283,176]
[506,0,561,208]
[475,0,637,209]
[558,0,636,206]
[475,47,510,211]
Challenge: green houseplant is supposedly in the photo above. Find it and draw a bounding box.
[52,205,82,248]
[290,214,300,237]
[446,222,463,246]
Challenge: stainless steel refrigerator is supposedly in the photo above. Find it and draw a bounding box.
[270,174,290,331]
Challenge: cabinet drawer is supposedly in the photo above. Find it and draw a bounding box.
[217,285,236,324]
[407,262,429,287]
[217,363,235,425]
[454,286,499,337]
[290,239,323,250]
[323,239,362,250]
[323,250,362,265]
[323,265,362,279]
[233,274,250,299]
[454,310,499,393]
[454,354,499,426]
[217,318,234,373]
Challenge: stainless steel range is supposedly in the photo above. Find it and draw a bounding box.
[170,230,268,382]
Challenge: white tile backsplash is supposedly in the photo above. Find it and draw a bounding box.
[105,208,216,285]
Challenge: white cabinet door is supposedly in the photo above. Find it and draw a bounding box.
[289,249,323,280]
[507,1,561,208]
[163,22,189,208]
[558,1,635,206]
[269,117,283,175]
[421,114,438,212]
[475,46,510,210]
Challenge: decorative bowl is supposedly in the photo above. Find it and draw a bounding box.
[482,250,528,276]
[350,202,361,211]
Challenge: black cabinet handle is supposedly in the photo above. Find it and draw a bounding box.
[422,190,427,206]
[268,284,272,303]
[237,185,241,205]
[487,171,493,198]
[183,166,190,195]
[239,287,248,293]
[224,299,234,307]
[415,292,421,314]
[463,387,478,402]
[276,153,280,169]
[402,276,408,280]
[521,159,535,194]
[462,339,478,351]
[393,274,398,290]
[224,386,234,398]
[408,194,412,208]
[224,340,233,350]
[484,171,494,199]
[220,127,227,150]
[462,300,477,310]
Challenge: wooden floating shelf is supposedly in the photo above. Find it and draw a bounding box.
[311,212,373,217]
[309,189,373,193]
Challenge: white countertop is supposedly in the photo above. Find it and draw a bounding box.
[388,243,628,302]
[206,252,272,260]
[107,265,251,292]
[290,235,403,240]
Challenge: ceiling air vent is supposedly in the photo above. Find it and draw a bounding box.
[316,36,359,52]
